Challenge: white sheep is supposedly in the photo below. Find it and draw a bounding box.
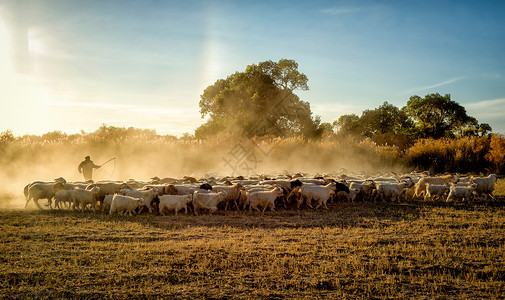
[72,186,101,212]
[158,194,193,215]
[299,183,336,209]
[424,183,450,201]
[119,188,158,213]
[472,174,497,201]
[375,179,414,202]
[109,194,144,216]
[53,189,75,209]
[446,183,477,202]
[192,191,225,215]
[414,174,459,199]
[212,183,245,211]
[244,187,284,213]
[24,177,66,209]
[349,181,375,201]
[102,194,114,213]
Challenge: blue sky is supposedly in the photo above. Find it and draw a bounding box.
[1,0,504,136]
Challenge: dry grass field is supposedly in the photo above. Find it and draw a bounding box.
[1,180,505,299]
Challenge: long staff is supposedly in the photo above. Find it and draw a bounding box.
[97,157,116,179]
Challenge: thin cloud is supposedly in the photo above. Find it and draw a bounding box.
[465,98,505,133]
[403,77,466,94]
[321,7,363,15]
[465,98,505,110]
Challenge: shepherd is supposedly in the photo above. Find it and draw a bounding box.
[78,156,101,181]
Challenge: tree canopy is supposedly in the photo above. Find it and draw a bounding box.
[333,101,415,147]
[403,93,481,139]
[334,94,491,148]
[196,59,325,139]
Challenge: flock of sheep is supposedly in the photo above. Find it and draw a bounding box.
[23,171,499,216]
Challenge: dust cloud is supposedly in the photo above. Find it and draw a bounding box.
[0,133,406,209]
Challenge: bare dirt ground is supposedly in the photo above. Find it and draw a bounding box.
[1,183,504,299]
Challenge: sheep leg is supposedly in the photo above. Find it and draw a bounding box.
[46,198,53,209]
[33,198,43,210]
[306,197,314,209]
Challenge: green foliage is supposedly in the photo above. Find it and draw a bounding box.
[333,114,360,135]
[334,94,491,150]
[256,59,309,91]
[334,102,415,149]
[403,93,479,139]
[197,59,325,139]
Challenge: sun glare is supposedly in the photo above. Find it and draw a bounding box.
[27,29,47,56]
[0,20,53,135]
[0,15,12,74]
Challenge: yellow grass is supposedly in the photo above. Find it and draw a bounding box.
[1,185,505,298]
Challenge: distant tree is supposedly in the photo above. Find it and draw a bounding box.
[196,59,325,139]
[0,130,15,143]
[41,130,68,141]
[334,102,415,148]
[360,102,413,138]
[333,114,361,135]
[403,93,476,139]
[478,123,493,136]
[317,121,334,135]
[90,124,158,143]
[462,121,492,137]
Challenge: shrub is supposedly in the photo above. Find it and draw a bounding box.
[405,137,491,174]
[486,134,505,174]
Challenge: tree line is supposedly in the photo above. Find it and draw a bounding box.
[196,59,492,150]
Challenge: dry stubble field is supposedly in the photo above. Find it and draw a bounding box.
[1,180,505,299]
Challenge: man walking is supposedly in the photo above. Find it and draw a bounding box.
[78,156,100,181]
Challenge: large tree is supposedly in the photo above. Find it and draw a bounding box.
[403,93,487,139]
[196,59,324,138]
